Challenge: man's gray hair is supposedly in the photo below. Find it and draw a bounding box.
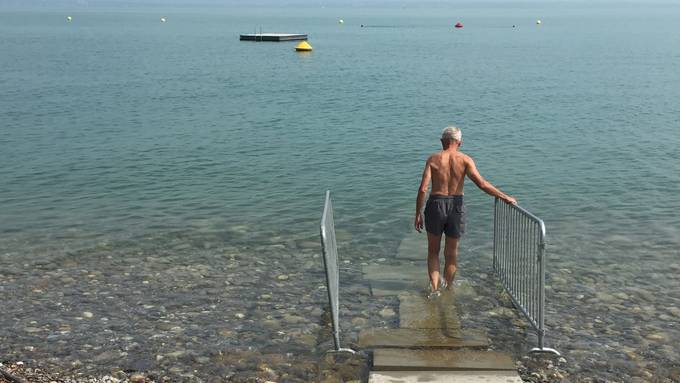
[441,126,462,142]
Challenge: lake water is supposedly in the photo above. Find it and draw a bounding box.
[1,1,679,382]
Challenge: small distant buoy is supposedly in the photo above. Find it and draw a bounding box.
[66,16,73,22]
[536,19,542,25]
[454,22,463,29]
[339,19,344,25]
[295,41,313,52]
[160,17,167,23]
[512,25,516,28]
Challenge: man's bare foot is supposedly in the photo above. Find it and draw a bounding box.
[445,271,457,290]
[427,289,441,300]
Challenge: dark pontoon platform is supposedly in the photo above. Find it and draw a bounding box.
[239,33,308,42]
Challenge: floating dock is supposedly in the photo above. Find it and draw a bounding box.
[239,33,308,42]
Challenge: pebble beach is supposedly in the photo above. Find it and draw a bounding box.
[2,222,679,382]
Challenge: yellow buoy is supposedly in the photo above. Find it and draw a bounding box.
[339,19,344,25]
[536,19,542,25]
[66,16,73,22]
[295,41,313,52]
[160,17,167,23]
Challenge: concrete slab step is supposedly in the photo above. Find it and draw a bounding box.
[367,276,469,297]
[358,328,488,349]
[396,231,428,260]
[399,292,461,329]
[369,279,427,297]
[363,264,424,281]
[369,370,523,383]
[372,349,516,371]
[396,233,490,260]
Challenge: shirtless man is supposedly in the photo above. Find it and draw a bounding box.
[415,126,517,298]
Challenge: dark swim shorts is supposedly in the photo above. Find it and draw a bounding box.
[424,195,466,238]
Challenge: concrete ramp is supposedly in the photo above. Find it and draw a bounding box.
[359,232,523,383]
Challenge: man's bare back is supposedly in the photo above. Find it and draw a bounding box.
[426,150,469,196]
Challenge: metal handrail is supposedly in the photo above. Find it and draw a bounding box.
[493,197,559,355]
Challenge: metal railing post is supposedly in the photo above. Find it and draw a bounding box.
[493,197,498,272]
[529,221,558,355]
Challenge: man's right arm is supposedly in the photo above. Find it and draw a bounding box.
[465,156,517,205]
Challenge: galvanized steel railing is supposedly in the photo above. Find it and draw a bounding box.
[319,191,356,354]
[493,198,560,355]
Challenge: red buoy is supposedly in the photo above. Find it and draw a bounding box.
[454,22,463,29]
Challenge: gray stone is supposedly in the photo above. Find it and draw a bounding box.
[283,314,305,324]
[488,307,516,318]
[298,241,319,249]
[645,332,666,342]
[668,307,680,318]
[294,334,317,348]
[379,308,396,318]
[94,350,119,363]
[351,317,368,327]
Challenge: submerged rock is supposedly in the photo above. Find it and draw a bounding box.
[351,317,367,327]
[645,332,666,342]
[379,308,395,318]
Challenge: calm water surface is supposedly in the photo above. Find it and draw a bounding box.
[1,1,679,381]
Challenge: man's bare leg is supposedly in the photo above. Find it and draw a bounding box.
[443,236,460,289]
[427,232,442,292]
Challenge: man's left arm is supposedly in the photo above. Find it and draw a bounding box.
[414,160,431,232]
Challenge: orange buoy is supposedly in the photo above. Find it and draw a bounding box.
[454,22,463,29]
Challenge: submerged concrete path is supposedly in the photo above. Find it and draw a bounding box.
[360,231,523,383]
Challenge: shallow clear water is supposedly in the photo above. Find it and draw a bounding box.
[1,1,680,381]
